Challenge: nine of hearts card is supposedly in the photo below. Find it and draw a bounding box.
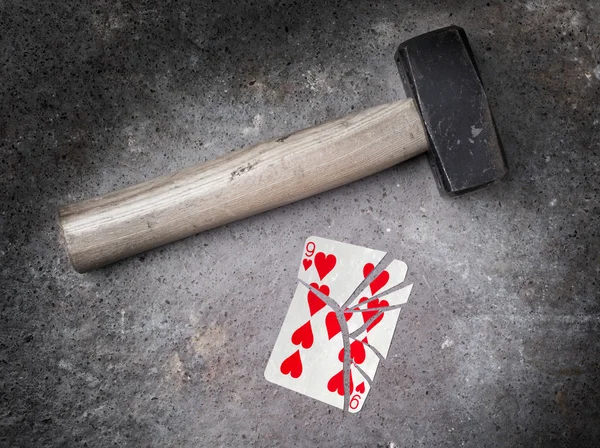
[264,236,413,413]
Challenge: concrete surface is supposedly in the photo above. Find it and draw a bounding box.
[1,0,599,446]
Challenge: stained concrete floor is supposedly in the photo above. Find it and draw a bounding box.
[1,0,599,446]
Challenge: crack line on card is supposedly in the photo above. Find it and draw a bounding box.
[300,280,352,411]
[341,252,395,310]
[348,304,405,313]
[349,310,385,339]
[350,338,385,361]
[351,281,412,309]
[299,279,339,312]
[352,362,373,386]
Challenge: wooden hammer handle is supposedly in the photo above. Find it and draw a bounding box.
[59,98,428,272]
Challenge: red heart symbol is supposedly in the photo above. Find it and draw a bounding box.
[325,310,352,340]
[302,259,312,270]
[338,340,366,364]
[291,320,313,349]
[358,297,375,322]
[280,350,303,379]
[359,297,389,332]
[356,382,366,394]
[307,283,329,316]
[363,263,390,295]
[314,252,336,280]
[327,369,354,396]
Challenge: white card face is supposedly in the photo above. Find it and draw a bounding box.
[297,236,387,306]
[265,237,413,413]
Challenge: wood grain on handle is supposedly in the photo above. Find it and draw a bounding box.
[59,98,429,272]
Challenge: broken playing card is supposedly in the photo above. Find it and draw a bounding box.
[264,237,413,413]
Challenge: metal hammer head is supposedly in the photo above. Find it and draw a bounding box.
[395,26,508,195]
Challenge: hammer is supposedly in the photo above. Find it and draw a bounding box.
[59,26,507,273]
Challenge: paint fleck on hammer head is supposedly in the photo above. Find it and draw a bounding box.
[396,26,508,195]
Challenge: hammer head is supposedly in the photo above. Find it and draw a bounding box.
[395,26,508,195]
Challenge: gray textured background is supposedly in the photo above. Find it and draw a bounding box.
[1,0,599,446]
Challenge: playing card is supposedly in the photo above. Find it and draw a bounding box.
[265,237,413,413]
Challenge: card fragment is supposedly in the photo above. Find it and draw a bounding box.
[265,237,413,413]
